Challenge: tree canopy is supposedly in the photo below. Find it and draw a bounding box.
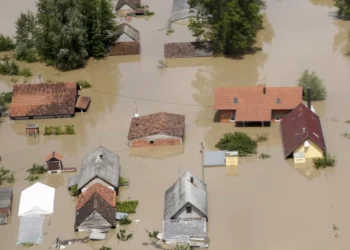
[335,0,350,19]
[215,132,257,156]
[188,0,265,56]
[298,70,326,101]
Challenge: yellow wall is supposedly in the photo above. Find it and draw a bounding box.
[295,140,324,158]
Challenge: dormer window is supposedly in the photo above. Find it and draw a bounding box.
[276,98,281,103]
[233,98,238,103]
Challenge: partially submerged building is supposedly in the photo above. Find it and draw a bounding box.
[164,42,213,59]
[128,112,185,147]
[68,146,121,193]
[46,151,76,174]
[0,188,12,224]
[214,84,303,126]
[163,171,208,247]
[110,23,140,56]
[75,192,116,232]
[76,183,116,211]
[115,0,140,16]
[281,103,326,159]
[169,0,195,24]
[9,82,91,120]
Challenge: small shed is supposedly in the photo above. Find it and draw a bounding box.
[17,214,45,245]
[0,188,12,224]
[46,152,63,173]
[26,124,39,137]
[75,96,91,112]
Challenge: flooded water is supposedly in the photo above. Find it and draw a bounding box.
[1,0,350,249]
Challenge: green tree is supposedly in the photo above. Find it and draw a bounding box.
[0,35,15,51]
[298,70,326,101]
[335,0,350,19]
[188,0,265,56]
[215,132,257,156]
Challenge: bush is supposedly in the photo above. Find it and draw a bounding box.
[0,60,19,75]
[215,132,257,156]
[119,176,129,186]
[70,184,79,197]
[144,10,155,16]
[259,153,271,159]
[335,0,350,19]
[314,153,336,169]
[26,163,46,181]
[77,80,92,89]
[100,247,111,250]
[15,44,38,63]
[116,200,139,213]
[298,70,326,101]
[173,244,190,250]
[119,216,132,225]
[0,167,15,185]
[0,35,15,51]
[0,92,12,103]
[255,133,268,143]
[19,68,32,77]
[22,243,34,247]
[117,229,133,241]
[44,125,75,135]
[146,230,159,238]
[65,125,75,134]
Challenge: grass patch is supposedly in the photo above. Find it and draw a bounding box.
[119,216,132,225]
[117,229,133,241]
[77,80,92,89]
[0,167,15,185]
[44,125,75,135]
[25,163,46,181]
[70,184,79,197]
[146,229,159,238]
[313,153,336,169]
[259,153,271,159]
[255,133,269,143]
[119,176,129,186]
[116,200,138,213]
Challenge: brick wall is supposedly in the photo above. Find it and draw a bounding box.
[110,42,140,56]
[130,138,182,147]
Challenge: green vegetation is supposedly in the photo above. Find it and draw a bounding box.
[166,28,175,36]
[119,176,129,186]
[298,70,326,101]
[70,184,79,197]
[44,125,76,135]
[0,59,32,77]
[119,216,132,225]
[144,10,155,16]
[22,243,34,247]
[0,91,13,111]
[259,153,271,159]
[117,229,133,241]
[188,0,265,56]
[99,247,111,250]
[345,120,350,124]
[116,200,139,213]
[215,132,257,156]
[19,68,32,77]
[313,154,336,169]
[0,35,15,51]
[255,133,269,143]
[26,163,46,181]
[146,229,159,238]
[0,167,15,185]
[77,80,92,89]
[335,0,350,19]
[173,244,190,250]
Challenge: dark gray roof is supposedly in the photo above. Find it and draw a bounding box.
[115,0,140,10]
[68,175,81,188]
[116,23,140,42]
[0,213,7,224]
[163,217,207,242]
[164,171,207,220]
[169,0,195,22]
[0,188,12,209]
[77,146,120,190]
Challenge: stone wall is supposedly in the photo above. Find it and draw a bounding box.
[110,42,140,56]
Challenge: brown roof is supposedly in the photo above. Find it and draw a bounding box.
[75,96,91,110]
[115,0,140,10]
[10,82,77,118]
[45,151,63,162]
[75,192,116,229]
[164,42,213,58]
[214,84,303,122]
[128,112,185,140]
[280,103,326,158]
[76,183,116,211]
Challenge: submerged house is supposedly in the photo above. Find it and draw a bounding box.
[0,188,12,225]
[281,103,326,159]
[115,0,141,15]
[75,186,116,232]
[46,152,63,174]
[68,146,121,193]
[164,42,213,59]
[110,23,140,56]
[128,112,185,147]
[214,84,303,126]
[9,82,91,120]
[163,171,208,248]
[169,0,195,23]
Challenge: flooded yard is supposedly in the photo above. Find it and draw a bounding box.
[1,0,350,249]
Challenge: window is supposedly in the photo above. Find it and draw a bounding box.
[233,98,238,103]
[275,116,281,122]
[276,98,281,103]
[149,141,154,144]
[186,206,192,214]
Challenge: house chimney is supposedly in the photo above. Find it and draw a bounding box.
[263,84,266,95]
[307,88,311,109]
[190,176,194,184]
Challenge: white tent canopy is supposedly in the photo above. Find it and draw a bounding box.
[18,182,55,216]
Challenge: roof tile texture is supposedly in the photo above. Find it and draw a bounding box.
[45,152,63,162]
[76,183,116,211]
[75,96,91,110]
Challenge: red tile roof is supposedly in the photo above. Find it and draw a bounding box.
[76,183,116,211]
[214,84,303,122]
[75,96,91,110]
[45,152,63,162]
[10,82,77,118]
[280,103,326,158]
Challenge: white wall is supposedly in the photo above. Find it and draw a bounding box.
[173,203,204,220]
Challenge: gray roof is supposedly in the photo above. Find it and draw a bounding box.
[77,146,120,190]
[203,151,226,167]
[169,0,195,22]
[116,23,140,42]
[164,171,207,220]
[115,0,140,10]
[0,188,12,209]
[0,213,8,224]
[17,214,44,245]
[163,217,207,242]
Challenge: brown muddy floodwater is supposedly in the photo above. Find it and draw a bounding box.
[1,0,350,249]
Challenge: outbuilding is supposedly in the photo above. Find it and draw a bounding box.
[0,188,12,224]
[115,0,140,16]
[110,23,140,56]
[128,112,185,147]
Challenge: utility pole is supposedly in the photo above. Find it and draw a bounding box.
[200,142,205,182]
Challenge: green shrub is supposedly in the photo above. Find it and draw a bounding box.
[70,184,79,197]
[146,229,159,238]
[0,92,12,103]
[119,176,129,186]
[145,10,155,16]
[173,244,190,250]
[19,68,32,77]
[26,163,45,181]
[99,247,111,250]
[314,153,336,169]
[15,45,38,63]
[298,70,326,101]
[119,216,132,225]
[259,153,271,159]
[166,29,174,36]
[22,243,34,247]
[0,60,19,75]
[54,126,62,135]
[215,132,257,157]
[116,200,139,213]
[117,229,133,241]
[335,0,350,19]
[44,125,75,135]
[0,35,15,51]
[77,80,92,89]
[0,167,15,185]
[255,133,268,143]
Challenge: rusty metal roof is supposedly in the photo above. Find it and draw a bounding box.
[280,103,326,158]
[214,84,303,122]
